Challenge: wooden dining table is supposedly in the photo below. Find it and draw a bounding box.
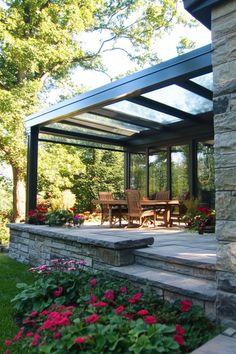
[92,198,180,228]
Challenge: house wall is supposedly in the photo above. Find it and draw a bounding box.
[212,0,236,328]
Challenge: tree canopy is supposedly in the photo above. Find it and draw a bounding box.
[0,0,193,220]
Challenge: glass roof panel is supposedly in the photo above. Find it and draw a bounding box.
[142,84,213,115]
[68,112,147,136]
[46,122,128,140]
[39,133,125,151]
[105,101,181,124]
[190,72,213,90]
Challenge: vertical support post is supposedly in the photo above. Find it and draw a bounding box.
[167,147,172,198]
[145,147,149,197]
[26,126,39,215]
[124,151,130,191]
[189,140,197,199]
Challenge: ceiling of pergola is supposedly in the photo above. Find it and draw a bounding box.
[25,44,213,153]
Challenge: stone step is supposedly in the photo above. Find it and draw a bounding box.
[134,247,216,280]
[110,264,216,317]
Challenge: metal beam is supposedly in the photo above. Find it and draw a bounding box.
[40,127,129,147]
[128,96,198,121]
[177,80,213,100]
[90,108,163,130]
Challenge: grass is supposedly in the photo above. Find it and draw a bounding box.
[0,253,35,352]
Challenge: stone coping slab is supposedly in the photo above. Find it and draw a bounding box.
[8,224,154,250]
[191,334,236,354]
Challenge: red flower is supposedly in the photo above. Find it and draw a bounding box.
[86,313,99,324]
[180,300,192,312]
[123,313,134,321]
[26,332,34,337]
[115,306,125,314]
[89,278,97,287]
[137,309,149,316]
[53,286,64,298]
[54,332,61,339]
[128,292,142,304]
[120,287,128,293]
[173,334,184,346]
[176,324,185,335]
[144,315,157,325]
[104,289,115,301]
[4,340,12,346]
[32,334,41,347]
[74,337,87,343]
[31,311,38,317]
[89,294,97,304]
[92,301,108,307]
[13,330,23,341]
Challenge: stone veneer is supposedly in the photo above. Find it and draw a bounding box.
[212,0,236,328]
[7,224,154,269]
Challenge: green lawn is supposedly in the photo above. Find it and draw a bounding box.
[0,254,35,352]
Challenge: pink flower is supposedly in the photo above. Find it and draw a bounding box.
[74,337,87,343]
[115,306,125,314]
[89,278,97,287]
[85,313,99,324]
[180,300,192,312]
[173,334,184,346]
[53,286,64,298]
[120,287,128,293]
[104,289,115,301]
[54,332,61,339]
[137,309,149,316]
[4,340,12,346]
[32,334,41,347]
[144,315,157,325]
[176,324,185,335]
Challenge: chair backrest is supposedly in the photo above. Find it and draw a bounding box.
[125,189,141,217]
[98,192,113,201]
[155,190,170,200]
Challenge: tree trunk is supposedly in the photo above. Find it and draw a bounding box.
[12,166,25,222]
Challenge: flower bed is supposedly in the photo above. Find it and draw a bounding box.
[3,259,219,353]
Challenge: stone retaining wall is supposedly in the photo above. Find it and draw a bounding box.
[8,224,154,270]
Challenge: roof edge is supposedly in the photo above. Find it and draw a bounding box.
[183,0,223,29]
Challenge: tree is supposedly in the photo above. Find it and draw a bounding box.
[0,0,191,221]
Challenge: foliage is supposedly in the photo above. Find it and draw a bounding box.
[183,200,215,232]
[0,254,35,349]
[45,209,84,227]
[0,210,12,244]
[27,204,48,225]
[7,258,220,353]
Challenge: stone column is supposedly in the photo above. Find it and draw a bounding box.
[212,0,236,328]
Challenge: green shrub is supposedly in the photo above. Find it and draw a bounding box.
[5,259,220,354]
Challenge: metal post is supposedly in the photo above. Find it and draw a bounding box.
[124,151,130,190]
[26,126,39,214]
[189,140,198,198]
[167,147,172,198]
[146,147,149,197]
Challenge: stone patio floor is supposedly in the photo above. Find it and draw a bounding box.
[77,222,217,265]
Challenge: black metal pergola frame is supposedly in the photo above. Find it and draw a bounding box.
[25,44,213,213]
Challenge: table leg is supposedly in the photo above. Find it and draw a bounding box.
[109,206,113,227]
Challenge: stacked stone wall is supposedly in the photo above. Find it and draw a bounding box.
[212,0,236,328]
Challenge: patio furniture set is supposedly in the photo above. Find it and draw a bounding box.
[93,190,182,228]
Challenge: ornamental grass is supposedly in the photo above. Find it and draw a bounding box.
[3,258,220,354]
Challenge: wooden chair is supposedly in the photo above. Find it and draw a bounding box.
[98,192,126,226]
[125,189,156,227]
[170,191,190,226]
[154,191,170,225]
